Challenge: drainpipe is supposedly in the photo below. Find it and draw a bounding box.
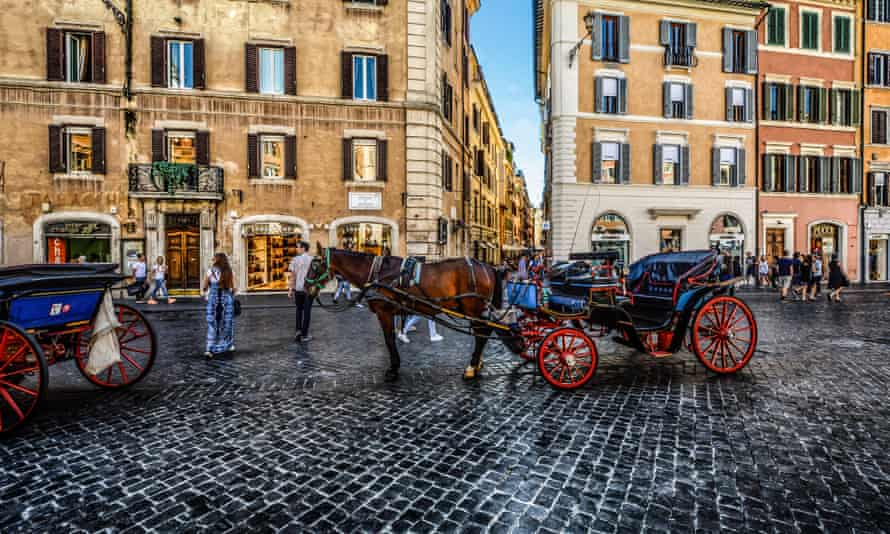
[125,0,133,100]
[859,6,867,283]
[753,6,769,259]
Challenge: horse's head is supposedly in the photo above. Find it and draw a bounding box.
[304,242,331,298]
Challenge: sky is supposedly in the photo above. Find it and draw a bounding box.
[471,0,544,208]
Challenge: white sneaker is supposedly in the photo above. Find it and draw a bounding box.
[407,325,417,332]
[355,303,364,309]
[397,332,410,344]
[430,334,444,342]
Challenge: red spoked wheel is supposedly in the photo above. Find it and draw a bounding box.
[75,303,157,389]
[691,296,757,374]
[537,328,598,390]
[0,321,47,435]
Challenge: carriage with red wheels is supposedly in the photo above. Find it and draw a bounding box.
[0,264,156,435]
[504,250,757,390]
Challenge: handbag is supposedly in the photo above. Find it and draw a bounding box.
[233,299,242,317]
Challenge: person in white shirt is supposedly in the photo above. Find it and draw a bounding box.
[287,241,315,342]
[147,256,176,305]
[132,254,148,302]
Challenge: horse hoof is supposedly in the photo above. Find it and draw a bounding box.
[463,366,477,380]
[384,369,399,382]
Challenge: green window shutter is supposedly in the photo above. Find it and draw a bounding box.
[777,9,785,44]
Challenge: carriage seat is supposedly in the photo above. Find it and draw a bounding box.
[546,294,587,315]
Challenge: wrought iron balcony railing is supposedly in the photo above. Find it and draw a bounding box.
[128,163,224,199]
[664,46,698,68]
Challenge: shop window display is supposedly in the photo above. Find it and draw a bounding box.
[337,223,392,256]
[245,223,301,291]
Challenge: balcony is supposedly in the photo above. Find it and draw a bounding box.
[664,46,698,68]
[128,163,224,200]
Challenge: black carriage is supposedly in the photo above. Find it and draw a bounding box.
[0,264,157,434]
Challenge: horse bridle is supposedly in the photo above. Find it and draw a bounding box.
[305,247,332,292]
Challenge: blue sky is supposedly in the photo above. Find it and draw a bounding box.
[472,0,543,207]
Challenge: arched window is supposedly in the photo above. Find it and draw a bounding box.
[591,213,630,266]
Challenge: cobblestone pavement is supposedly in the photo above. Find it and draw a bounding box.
[3,293,890,532]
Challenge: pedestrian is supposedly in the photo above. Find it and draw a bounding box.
[131,254,148,302]
[777,251,794,301]
[744,252,755,286]
[827,255,848,303]
[811,254,823,299]
[146,256,176,305]
[288,241,314,342]
[758,255,769,288]
[202,252,236,359]
[398,315,443,344]
[333,274,364,308]
[797,254,812,301]
[516,254,529,281]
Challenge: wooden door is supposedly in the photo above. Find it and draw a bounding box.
[766,228,785,259]
[165,214,201,291]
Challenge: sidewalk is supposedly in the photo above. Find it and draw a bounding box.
[736,282,890,296]
[124,293,298,313]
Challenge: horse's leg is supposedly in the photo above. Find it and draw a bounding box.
[371,303,400,381]
[464,324,492,380]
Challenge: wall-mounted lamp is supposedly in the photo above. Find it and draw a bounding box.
[568,12,596,68]
[41,201,52,213]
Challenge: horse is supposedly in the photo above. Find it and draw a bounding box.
[304,245,508,381]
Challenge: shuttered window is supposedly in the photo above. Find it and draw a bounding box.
[591,13,630,63]
[48,125,105,174]
[873,110,889,145]
[46,29,105,83]
[259,48,284,95]
[726,86,753,123]
[801,11,820,51]
[869,53,890,87]
[833,16,852,54]
[723,29,757,74]
[766,7,786,46]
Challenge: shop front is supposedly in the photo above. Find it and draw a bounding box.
[44,221,113,263]
[709,214,745,269]
[868,235,888,282]
[164,214,201,291]
[591,213,630,268]
[809,222,842,263]
[337,222,392,256]
[244,222,303,292]
[863,206,890,283]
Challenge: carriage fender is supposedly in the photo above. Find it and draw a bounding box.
[84,292,122,375]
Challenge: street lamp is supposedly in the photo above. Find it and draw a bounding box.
[568,12,596,68]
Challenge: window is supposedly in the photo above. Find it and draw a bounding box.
[729,87,747,122]
[600,142,619,184]
[801,11,820,51]
[869,0,890,22]
[872,110,889,145]
[763,153,791,192]
[833,16,852,54]
[353,55,377,100]
[764,82,792,121]
[601,16,619,62]
[66,33,92,82]
[483,123,490,146]
[662,145,679,185]
[723,29,756,73]
[662,21,696,67]
[766,7,786,46]
[872,173,888,207]
[659,229,682,253]
[833,89,857,126]
[665,82,691,119]
[719,148,736,186]
[800,86,823,123]
[441,0,452,46]
[836,158,853,194]
[167,132,196,164]
[261,136,284,178]
[442,74,454,120]
[168,40,194,89]
[259,48,284,95]
[602,78,618,113]
[671,84,685,117]
[801,156,820,192]
[353,139,377,181]
[869,53,890,87]
[596,77,625,114]
[66,127,92,173]
[472,105,480,131]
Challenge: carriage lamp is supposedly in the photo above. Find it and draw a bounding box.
[569,12,596,68]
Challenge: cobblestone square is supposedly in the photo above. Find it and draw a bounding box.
[3,292,890,532]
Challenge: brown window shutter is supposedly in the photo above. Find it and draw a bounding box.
[376,139,388,181]
[91,127,106,174]
[195,131,210,165]
[46,28,64,81]
[285,46,297,96]
[247,134,259,178]
[150,36,166,87]
[376,0,388,5]
[341,52,353,99]
[91,32,106,84]
[151,129,165,162]
[245,44,258,93]
[342,138,353,180]
[285,135,297,179]
[49,125,64,172]
[193,39,206,89]
[377,54,389,101]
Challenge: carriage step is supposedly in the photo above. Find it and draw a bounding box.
[648,351,673,358]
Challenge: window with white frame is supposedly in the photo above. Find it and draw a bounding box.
[661,145,679,185]
[869,53,890,87]
[259,48,284,95]
[730,87,746,122]
[873,173,888,207]
[873,110,889,145]
[66,33,92,82]
[602,78,619,113]
[353,55,377,100]
[167,40,194,89]
[261,135,285,178]
[670,83,686,118]
[167,131,196,164]
[833,15,852,55]
[766,6,786,46]
[800,9,820,51]
[66,127,93,173]
[601,142,620,184]
[719,148,736,186]
[869,0,890,22]
[353,139,377,181]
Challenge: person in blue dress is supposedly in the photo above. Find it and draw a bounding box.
[202,252,236,359]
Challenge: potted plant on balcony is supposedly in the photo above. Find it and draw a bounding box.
[151,162,193,193]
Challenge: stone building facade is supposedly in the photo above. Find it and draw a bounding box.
[862,0,890,282]
[535,0,766,266]
[0,0,533,292]
[757,0,861,280]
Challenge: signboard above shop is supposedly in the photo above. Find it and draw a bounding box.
[349,192,382,211]
[241,222,303,237]
[45,222,112,237]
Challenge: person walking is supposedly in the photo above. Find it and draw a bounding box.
[744,252,755,286]
[516,254,529,281]
[397,315,443,344]
[146,256,176,305]
[798,254,813,301]
[131,254,148,302]
[811,254,823,299]
[288,241,314,342]
[333,274,364,308]
[777,251,794,301]
[827,255,847,303]
[758,255,769,288]
[202,253,236,359]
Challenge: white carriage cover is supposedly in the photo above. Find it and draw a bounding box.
[85,292,122,375]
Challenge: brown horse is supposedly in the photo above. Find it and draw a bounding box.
[304,246,506,381]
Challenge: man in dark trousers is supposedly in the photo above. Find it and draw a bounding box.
[777,250,795,301]
[287,241,314,342]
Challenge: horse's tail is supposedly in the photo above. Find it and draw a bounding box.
[491,265,504,310]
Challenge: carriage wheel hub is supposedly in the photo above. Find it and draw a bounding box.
[564,354,576,366]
